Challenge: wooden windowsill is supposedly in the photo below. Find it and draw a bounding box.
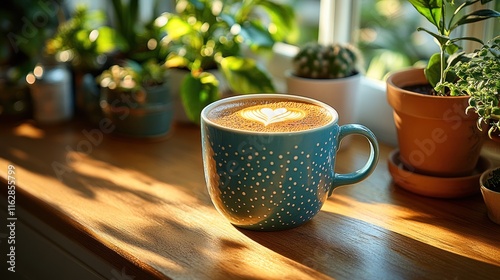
[1,119,499,279]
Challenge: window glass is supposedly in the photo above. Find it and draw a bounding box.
[63,0,497,82]
[281,0,439,80]
[357,0,438,80]
[281,0,320,45]
[495,1,500,38]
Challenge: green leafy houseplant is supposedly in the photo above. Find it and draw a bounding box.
[162,0,295,123]
[44,5,131,121]
[0,0,63,84]
[385,0,500,187]
[97,59,173,138]
[291,42,359,79]
[408,0,500,95]
[98,60,167,92]
[45,5,124,73]
[443,35,500,138]
[109,0,169,64]
[0,1,63,119]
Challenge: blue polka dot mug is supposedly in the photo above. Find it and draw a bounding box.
[201,94,379,231]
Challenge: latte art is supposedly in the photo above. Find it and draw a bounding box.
[206,98,333,132]
[240,107,306,126]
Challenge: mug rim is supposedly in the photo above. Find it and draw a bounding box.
[201,93,339,134]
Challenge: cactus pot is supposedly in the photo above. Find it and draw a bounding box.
[285,71,361,147]
[100,83,174,139]
[386,68,486,178]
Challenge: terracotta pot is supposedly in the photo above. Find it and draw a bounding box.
[480,167,500,225]
[386,68,486,177]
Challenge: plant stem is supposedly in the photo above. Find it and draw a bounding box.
[439,4,447,96]
[439,45,446,96]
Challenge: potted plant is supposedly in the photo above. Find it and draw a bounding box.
[162,0,295,123]
[285,42,361,131]
[480,166,500,224]
[97,59,173,138]
[442,35,500,140]
[26,53,75,124]
[386,0,500,188]
[89,0,172,138]
[108,0,169,64]
[0,1,63,120]
[45,5,125,123]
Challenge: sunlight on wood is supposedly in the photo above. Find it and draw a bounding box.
[9,148,30,162]
[62,153,323,279]
[323,194,500,266]
[2,122,498,279]
[66,152,200,205]
[13,122,45,139]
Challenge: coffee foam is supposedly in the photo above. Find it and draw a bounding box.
[207,99,333,132]
[239,107,306,126]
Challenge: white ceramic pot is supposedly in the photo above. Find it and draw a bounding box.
[285,71,361,147]
[285,71,361,126]
[30,63,73,124]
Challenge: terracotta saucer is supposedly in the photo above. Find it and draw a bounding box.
[387,149,492,199]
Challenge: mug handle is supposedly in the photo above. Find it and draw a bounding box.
[328,124,380,196]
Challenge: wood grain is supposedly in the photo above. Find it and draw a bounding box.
[1,120,499,279]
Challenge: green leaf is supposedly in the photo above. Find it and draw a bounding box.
[408,0,443,29]
[257,0,296,41]
[165,16,194,40]
[492,107,500,116]
[444,42,460,55]
[453,9,500,29]
[95,27,124,54]
[447,51,467,66]
[219,56,275,94]
[425,52,442,88]
[180,72,220,124]
[239,22,275,49]
[416,27,449,46]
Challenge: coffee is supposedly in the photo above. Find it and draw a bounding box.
[207,98,333,132]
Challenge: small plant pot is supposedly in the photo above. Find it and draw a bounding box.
[285,71,361,124]
[100,83,174,139]
[285,71,361,147]
[480,167,500,225]
[29,63,73,124]
[386,68,486,177]
[74,71,104,125]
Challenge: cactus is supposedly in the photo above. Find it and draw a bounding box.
[292,42,358,79]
